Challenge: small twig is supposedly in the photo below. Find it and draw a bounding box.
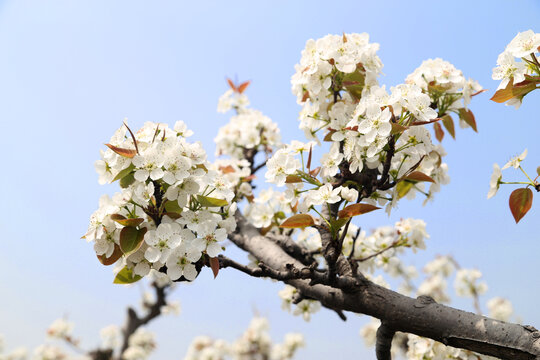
[354,239,401,263]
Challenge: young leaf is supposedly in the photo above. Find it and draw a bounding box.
[97,244,123,266]
[391,122,409,135]
[441,114,455,139]
[115,218,144,227]
[227,78,236,91]
[219,165,236,174]
[112,164,135,182]
[323,130,336,142]
[209,257,220,279]
[113,266,142,284]
[285,174,302,183]
[490,80,514,103]
[119,172,136,188]
[509,188,533,223]
[403,171,435,183]
[338,203,380,219]
[458,108,477,132]
[237,81,250,94]
[307,145,313,170]
[197,195,228,207]
[105,144,136,158]
[434,122,444,142]
[120,227,147,256]
[110,214,127,221]
[279,214,315,228]
[164,200,182,213]
[396,181,414,199]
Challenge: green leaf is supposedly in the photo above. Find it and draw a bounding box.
[396,181,414,199]
[120,172,136,188]
[342,68,365,101]
[537,166,540,177]
[113,266,142,284]
[113,163,135,182]
[274,211,286,220]
[120,227,147,256]
[164,200,182,213]
[197,195,228,208]
[509,188,533,224]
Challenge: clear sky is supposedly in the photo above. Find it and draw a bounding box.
[0,0,539,358]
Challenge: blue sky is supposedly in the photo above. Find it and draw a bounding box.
[0,0,539,358]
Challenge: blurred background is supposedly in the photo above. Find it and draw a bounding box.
[0,0,539,358]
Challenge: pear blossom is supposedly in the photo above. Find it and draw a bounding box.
[502,148,527,170]
[487,164,502,199]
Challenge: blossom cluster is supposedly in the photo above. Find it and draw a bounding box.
[214,109,281,159]
[85,121,237,283]
[265,33,482,221]
[184,317,304,360]
[492,30,540,108]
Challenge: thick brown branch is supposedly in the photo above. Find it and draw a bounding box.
[376,322,396,360]
[231,211,540,360]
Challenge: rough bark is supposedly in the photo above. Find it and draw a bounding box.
[230,211,540,360]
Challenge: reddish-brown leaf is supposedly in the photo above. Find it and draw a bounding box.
[227,78,236,91]
[490,81,514,103]
[301,91,310,103]
[237,81,250,94]
[441,114,455,139]
[458,108,477,132]
[219,165,236,174]
[307,145,313,170]
[433,122,444,142]
[97,244,123,266]
[509,188,533,223]
[309,167,321,177]
[391,122,409,135]
[323,130,335,142]
[105,144,137,158]
[342,32,348,43]
[209,257,220,279]
[403,171,435,183]
[279,214,315,228]
[285,175,302,183]
[115,218,144,227]
[338,203,380,219]
[110,214,127,221]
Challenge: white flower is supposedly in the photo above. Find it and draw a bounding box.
[144,222,183,263]
[46,318,74,340]
[487,297,514,322]
[100,325,120,350]
[340,187,358,203]
[502,149,527,170]
[265,148,301,186]
[454,269,488,297]
[165,244,201,281]
[505,30,540,58]
[192,221,226,257]
[487,163,502,199]
[492,52,527,90]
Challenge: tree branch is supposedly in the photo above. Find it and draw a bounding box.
[118,283,168,358]
[230,210,540,360]
[376,322,396,360]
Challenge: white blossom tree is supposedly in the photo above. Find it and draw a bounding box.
[77,30,540,360]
